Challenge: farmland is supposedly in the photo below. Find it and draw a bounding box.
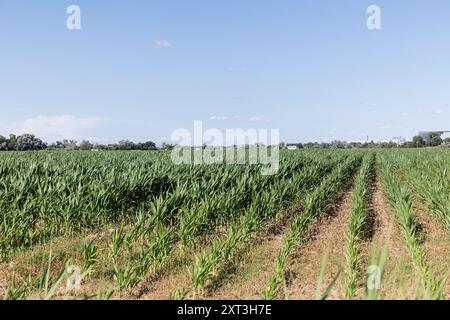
[0,149,448,300]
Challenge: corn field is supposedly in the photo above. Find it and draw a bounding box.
[0,149,448,300]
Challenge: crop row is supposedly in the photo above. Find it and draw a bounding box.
[343,153,375,299]
[378,154,446,299]
[262,154,362,299]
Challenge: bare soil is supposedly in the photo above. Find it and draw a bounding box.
[413,200,450,298]
[0,262,10,299]
[284,189,353,299]
[358,175,418,299]
[196,204,303,299]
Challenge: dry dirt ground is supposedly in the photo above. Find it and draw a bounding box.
[127,173,449,300]
[208,205,303,299]
[0,262,10,299]
[284,189,353,300]
[129,248,195,300]
[357,176,417,299]
[131,204,303,300]
[413,201,450,298]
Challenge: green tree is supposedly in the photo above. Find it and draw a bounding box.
[428,132,443,147]
[7,134,17,150]
[15,134,47,151]
[412,135,425,148]
[79,140,94,150]
[117,140,136,150]
[139,141,157,150]
[161,143,174,150]
[0,135,8,150]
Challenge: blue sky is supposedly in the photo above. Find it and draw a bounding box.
[1,0,449,144]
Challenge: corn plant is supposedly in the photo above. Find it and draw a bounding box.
[82,239,98,276]
[189,153,350,294]
[36,252,68,300]
[113,262,139,295]
[3,274,33,300]
[110,225,125,263]
[344,153,375,299]
[263,155,361,300]
[315,252,343,300]
[379,154,446,299]
[393,151,450,231]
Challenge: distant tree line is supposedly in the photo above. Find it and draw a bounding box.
[409,132,449,148]
[49,139,158,151]
[282,132,450,149]
[0,134,47,151]
[0,132,448,152]
[0,134,168,151]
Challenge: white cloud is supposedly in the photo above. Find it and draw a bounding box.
[248,116,270,122]
[365,101,378,108]
[155,40,172,48]
[209,115,270,122]
[210,115,229,121]
[435,109,443,114]
[328,128,338,135]
[2,115,106,142]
